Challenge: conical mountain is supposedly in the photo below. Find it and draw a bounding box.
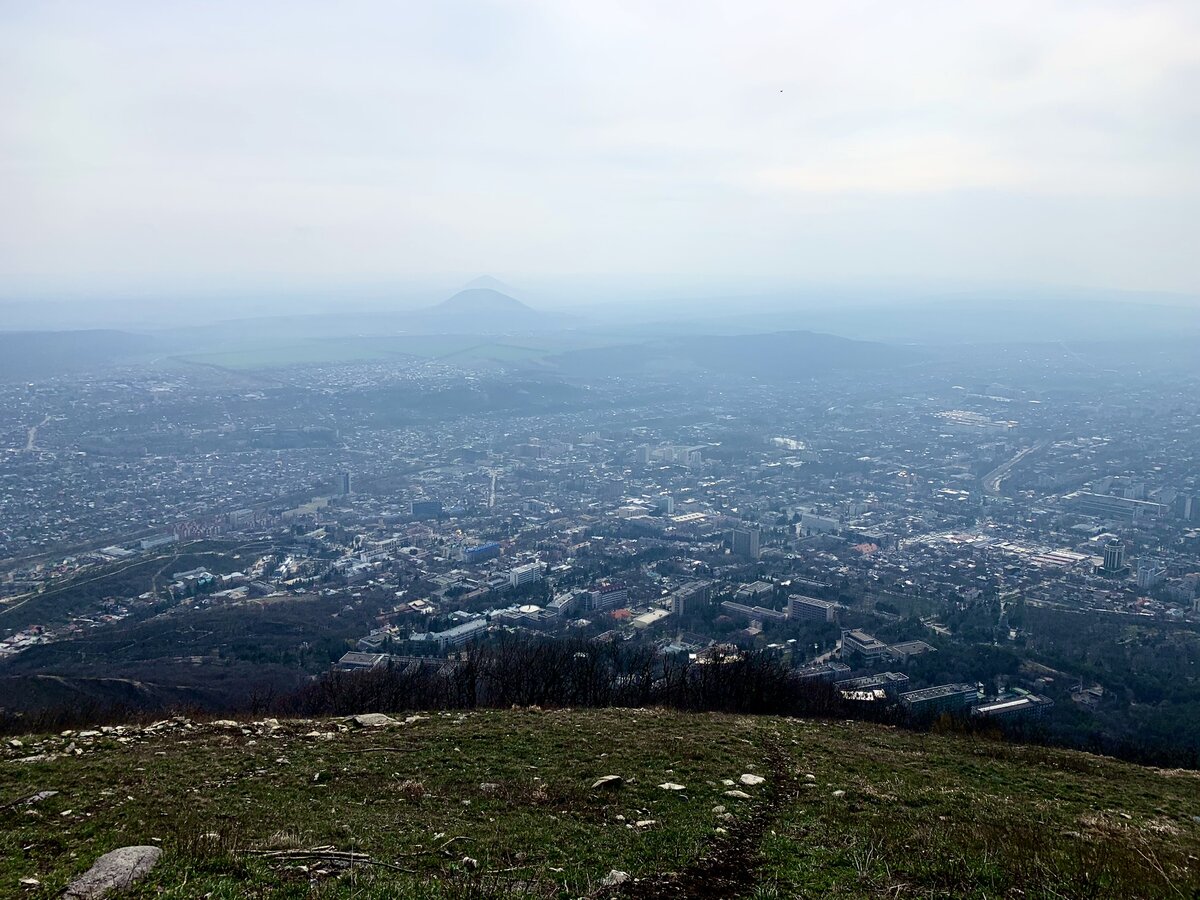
[461,275,516,294]
[435,288,533,315]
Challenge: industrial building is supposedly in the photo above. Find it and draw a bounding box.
[840,628,889,663]
[900,683,981,715]
[835,671,910,699]
[787,594,838,623]
[971,693,1053,721]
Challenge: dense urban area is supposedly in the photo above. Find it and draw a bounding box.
[2,327,1199,765]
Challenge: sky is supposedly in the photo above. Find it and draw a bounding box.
[2,0,1199,308]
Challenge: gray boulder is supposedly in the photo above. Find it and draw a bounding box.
[65,846,161,898]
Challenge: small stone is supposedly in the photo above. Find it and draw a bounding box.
[479,782,500,793]
[740,774,765,786]
[635,819,656,829]
[461,856,478,870]
[724,790,752,800]
[832,790,846,798]
[64,845,162,899]
[592,775,623,791]
[805,773,816,781]
[601,870,630,887]
[658,782,686,791]
[712,805,726,814]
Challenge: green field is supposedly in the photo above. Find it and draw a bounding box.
[3,708,1198,897]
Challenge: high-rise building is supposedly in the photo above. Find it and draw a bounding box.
[508,562,544,588]
[1103,540,1125,573]
[589,582,628,611]
[730,527,761,560]
[337,472,352,495]
[410,499,443,519]
[460,542,501,564]
[1136,561,1166,590]
[787,594,838,623]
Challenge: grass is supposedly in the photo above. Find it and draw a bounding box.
[2,709,1198,898]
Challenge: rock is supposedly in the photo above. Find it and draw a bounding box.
[601,870,631,887]
[740,773,765,786]
[635,819,656,828]
[721,778,735,786]
[724,790,752,800]
[712,805,726,814]
[350,713,400,728]
[832,790,846,798]
[658,782,686,791]
[479,782,500,793]
[210,720,239,728]
[25,790,59,805]
[64,845,162,899]
[461,856,478,870]
[592,775,624,791]
[805,773,816,781]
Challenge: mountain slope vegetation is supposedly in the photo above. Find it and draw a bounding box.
[2,708,1197,898]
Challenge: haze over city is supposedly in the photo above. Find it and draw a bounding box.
[3,0,1199,319]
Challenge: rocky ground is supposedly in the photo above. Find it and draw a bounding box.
[2,708,1199,898]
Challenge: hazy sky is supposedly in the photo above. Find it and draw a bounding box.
[3,0,1199,303]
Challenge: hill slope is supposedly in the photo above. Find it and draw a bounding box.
[548,330,915,380]
[0,330,154,381]
[2,709,1197,898]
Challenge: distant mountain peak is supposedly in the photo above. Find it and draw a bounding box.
[435,288,534,315]
[461,275,516,294]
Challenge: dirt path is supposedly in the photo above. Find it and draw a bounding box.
[623,740,798,899]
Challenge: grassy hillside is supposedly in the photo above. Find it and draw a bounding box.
[2,709,1197,898]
